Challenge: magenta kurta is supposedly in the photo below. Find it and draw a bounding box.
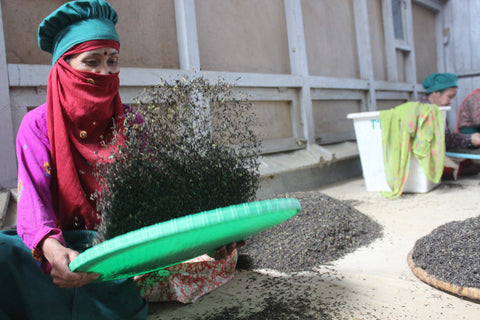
[16,103,65,271]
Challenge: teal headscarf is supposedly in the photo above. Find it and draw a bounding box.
[422,73,458,94]
[38,0,119,65]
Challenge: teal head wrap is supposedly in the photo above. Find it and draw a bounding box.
[422,73,458,94]
[38,0,119,65]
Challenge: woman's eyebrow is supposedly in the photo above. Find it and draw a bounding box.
[88,51,119,57]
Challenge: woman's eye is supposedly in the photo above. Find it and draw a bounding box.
[108,59,118,66]
[84,59,99,67]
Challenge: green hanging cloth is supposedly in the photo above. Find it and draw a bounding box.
[379,102,445,199]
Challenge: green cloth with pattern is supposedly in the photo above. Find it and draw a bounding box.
[379,102,445,199]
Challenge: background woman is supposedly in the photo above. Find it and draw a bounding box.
[457,87,480,134]
[420,73,480,179]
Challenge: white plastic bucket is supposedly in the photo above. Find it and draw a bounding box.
[347,107,450,193]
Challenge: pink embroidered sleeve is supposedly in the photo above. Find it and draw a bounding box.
[16,104,65,273]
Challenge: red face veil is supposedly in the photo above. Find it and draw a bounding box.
[46,39,123,230]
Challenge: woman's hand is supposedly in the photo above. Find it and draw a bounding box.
[212,240,246,260]
[471,133,480,147]
[41,237,99,288]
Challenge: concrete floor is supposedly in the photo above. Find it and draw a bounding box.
[3,161,479,319]
[148,176,480,319]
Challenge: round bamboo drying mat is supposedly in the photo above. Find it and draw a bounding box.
[407,249,480,301]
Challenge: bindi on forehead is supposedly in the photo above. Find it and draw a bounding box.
[104,51,108,56]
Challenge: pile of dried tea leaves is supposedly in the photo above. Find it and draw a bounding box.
[237,190,383,272]
[195,296,335,320]
[412,215,480,289]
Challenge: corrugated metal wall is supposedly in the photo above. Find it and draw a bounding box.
[442,0,480,127]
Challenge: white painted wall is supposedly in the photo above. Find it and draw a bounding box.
[0,3,17,189]
[0,0,455,189]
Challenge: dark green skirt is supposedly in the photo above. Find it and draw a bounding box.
[0,230,148,320]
